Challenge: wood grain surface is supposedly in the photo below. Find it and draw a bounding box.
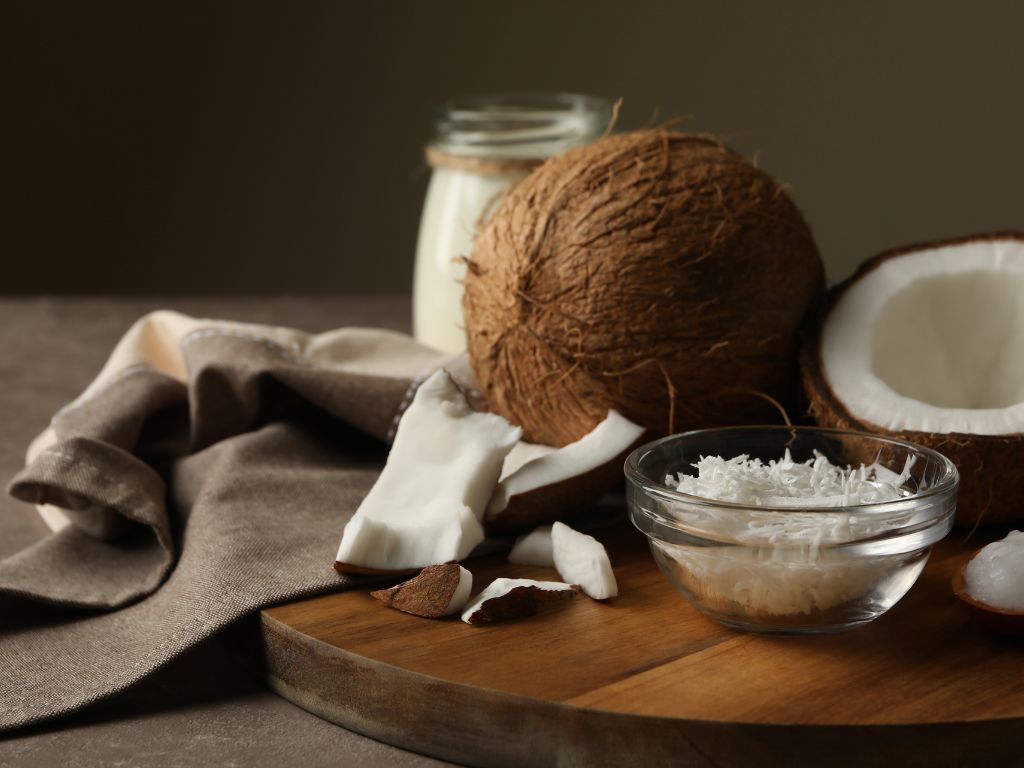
[260,521,1024,767]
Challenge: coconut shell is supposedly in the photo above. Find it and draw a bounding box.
[370,563,464,618]
[463,582,580,625]
[464,129,824,447]
[953,553,1024,635]
[801,233,1024,527]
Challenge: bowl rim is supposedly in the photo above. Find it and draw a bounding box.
[624,424,960,514]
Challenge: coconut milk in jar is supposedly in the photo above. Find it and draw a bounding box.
[413,93,611,353]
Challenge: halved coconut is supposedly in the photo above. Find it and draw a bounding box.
[802,233,1024,526]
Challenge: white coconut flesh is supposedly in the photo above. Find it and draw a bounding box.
[507,525,555,566]
[487,410,645,516]
[822,238,1024,435]
[335,370,521,571]
[445,566,475,615]
[551,521,618,600]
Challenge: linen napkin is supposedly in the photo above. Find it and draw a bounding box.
[0,310,464,732]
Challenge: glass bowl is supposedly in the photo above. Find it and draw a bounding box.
[624,426,959,634]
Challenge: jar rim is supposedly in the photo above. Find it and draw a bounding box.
[431,92,612,160]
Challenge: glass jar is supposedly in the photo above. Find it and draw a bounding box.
[413,93,612,353]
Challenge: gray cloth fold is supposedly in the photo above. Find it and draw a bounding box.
[0,319,443,732]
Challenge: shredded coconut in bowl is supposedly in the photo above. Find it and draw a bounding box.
[656,450,921,617]
[665,449,914,508]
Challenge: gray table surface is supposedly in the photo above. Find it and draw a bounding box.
[0,297,449,768]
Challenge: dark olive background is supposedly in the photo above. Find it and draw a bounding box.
[3,1,1022,294]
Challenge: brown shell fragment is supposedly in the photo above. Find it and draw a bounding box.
[371,563,465,619]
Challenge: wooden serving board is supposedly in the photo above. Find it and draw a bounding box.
[259,522,1024,768]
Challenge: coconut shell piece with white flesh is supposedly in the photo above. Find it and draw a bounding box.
[461,578,580,625]
[334,370,521,574]
[464,129,824,447]
[802,233,1024,527]
[551,521,618,600]
[485,410,646,536]
[953,559,1024,636]
[371,564,473,619]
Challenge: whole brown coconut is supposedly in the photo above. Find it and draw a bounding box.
[463,129,825,446]
[802,233,1024,527]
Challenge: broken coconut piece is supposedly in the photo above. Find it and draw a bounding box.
[551,521,618,600]
[371,563,473,618]
[335,370,521,573]
[962,531,1024,612]
[461,578,580,625]
[507,525,554,567]
[485,410,645,535]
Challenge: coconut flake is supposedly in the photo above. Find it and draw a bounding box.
[964,531,1024,611]
[666,449,911,509]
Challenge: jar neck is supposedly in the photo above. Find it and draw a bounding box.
[429,93,612,161]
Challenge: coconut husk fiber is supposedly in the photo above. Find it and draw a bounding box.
[464,129,825,447]
[801,234,1024,528]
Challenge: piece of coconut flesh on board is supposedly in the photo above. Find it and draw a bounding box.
[802,234,1024,526]
[334,370,521,573]
[551,521,618,600]
[507,525,555,567]
[485,410,645,535]
[371,563,473,618]
[461,578,580,625]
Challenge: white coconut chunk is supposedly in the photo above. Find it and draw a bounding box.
[488,410,645,515]
[964,530,1024,611]
[507,525,554,566]
[460,577,579,624]
[335,370,521,572]
[821,237,1024,435]
[551,521,618,599]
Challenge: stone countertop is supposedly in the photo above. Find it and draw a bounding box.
[0,297,449,768]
